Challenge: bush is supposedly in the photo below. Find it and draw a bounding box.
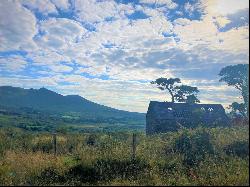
[53,158,149,185]
[86,134,97,146]
[65,164,100,184]
[32,139,53,153]
[224,141,249,158]
[32,167,65,185]
[174,129,215,166]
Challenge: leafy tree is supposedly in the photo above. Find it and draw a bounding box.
[151,77,200,103]
[229,102,246,118]
[219,64,249,118]
[151,78,181,102]
[175,85,200,103]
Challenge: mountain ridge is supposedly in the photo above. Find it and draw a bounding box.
[0,86,145,126]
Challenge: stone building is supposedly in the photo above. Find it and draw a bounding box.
[146,101,230,135]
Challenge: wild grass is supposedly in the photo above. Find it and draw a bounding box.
[0,126,249,186]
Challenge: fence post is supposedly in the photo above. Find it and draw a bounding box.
[132,133,137,160]
[53,133,57,156]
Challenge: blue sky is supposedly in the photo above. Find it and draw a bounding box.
[0,0,249,112]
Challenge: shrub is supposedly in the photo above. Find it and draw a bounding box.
[224,141,249,158]
[65,164,100,184]
[32,167,65,185]
[174,129,215,166]
[86,134,97,146]
[32,139,53,153]
[63,158,149,184]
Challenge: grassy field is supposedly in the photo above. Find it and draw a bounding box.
[0,126,249,186]
[0,112,145,133]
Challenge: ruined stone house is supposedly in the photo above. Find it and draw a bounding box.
[146,101,230,135]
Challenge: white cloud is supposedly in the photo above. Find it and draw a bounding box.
[0,76,59,89]
[173,16,219,50]
[140,0,178,9]
[51,0,70,10]
[27,50,71,65]
[198,0,249,31]
[49,64,73,72]
[108,66,173,81]
[74,0,118,23]
[173,15,249,54]
[0,0,37,51]
[215,16,231,28]
[213,26,249,53]
[91,14,173,51]
[36,18,87,50]
[75,66,107,76]
[73,0,175,25]
[202,0,249,16]
[21,0,58,15]
[0,55,27,72]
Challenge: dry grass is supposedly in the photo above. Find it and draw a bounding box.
[0,126,249,186]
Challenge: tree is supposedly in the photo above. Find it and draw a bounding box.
[175,85,200,104]
[229,102,246,117]
[151,77,200,103]
[219,64,249,118]
[150,78,181,102]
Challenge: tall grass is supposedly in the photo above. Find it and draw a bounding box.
[0,126,249,186]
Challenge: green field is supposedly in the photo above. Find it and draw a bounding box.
[0,126,249,186]
[0,111,145,133]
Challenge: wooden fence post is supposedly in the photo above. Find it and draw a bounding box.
[132,133,137,160]
[53,133,57,156]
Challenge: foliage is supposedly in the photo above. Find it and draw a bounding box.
[151,77,200,103]
[219,64,249,118]
[151,78,181,102]
[33,167,65,185]
[174,129,214,166]
[31,137,53,153]
[223,141,249,158]
[86,134,97,146]
[175,85,200,103]
[229,102,247,118]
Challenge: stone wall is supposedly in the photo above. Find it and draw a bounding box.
[146,101,230,135]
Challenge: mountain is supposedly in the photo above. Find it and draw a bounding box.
[0,86,145,130]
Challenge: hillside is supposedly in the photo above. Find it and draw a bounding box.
[0,86,145,132]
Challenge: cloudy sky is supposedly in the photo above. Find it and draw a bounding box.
[0,0,249,112]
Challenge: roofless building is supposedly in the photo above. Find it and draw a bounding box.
[146,101,230,135]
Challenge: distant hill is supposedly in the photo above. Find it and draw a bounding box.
[0,86,145,127]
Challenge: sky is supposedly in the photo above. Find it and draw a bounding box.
[0,0,249,113]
